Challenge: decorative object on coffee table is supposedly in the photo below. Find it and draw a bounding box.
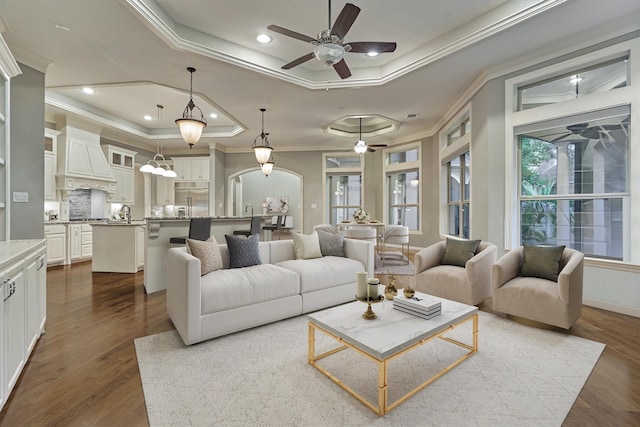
[385,274,398,300]
[356,294,384,320]
[403,286,415,298]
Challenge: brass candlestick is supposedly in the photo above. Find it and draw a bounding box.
[356,295,384,320]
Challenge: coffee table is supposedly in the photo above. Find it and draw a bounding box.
[307,291,478,415]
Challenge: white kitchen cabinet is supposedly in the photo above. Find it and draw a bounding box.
[81,224,92,258]
[0,240,46,412]
[137,226,145,269]
[68,224,82,261]
[44,152,56,201]
[44,225,66,266]
[25,248,46,354]
[2,259,26,407]
[110,167,135,204]
[173,157,209,181]
[156,175,175,205]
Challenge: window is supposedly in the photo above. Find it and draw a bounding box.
[383,144,421,231]
[323,153,364,224]
[446,152,470,238]
[440,107,471,237]
[505,39,637,263]
[517,110,629,259]
[327,174,361,224]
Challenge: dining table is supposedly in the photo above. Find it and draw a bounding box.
[336,220,386,252]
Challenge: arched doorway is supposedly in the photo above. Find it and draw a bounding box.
[227,168,303,232]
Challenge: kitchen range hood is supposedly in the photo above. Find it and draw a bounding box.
[55,118,116,198]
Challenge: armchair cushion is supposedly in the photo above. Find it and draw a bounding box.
[225,234,262,268]
[521,244,565,282]
[441,238,481,267]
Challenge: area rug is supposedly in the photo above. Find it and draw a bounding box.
[135,312,604,426]
[374,253,414,275]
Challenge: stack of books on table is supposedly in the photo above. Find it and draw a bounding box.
[393,296,442,320]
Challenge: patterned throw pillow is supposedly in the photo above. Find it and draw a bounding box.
[292,231,323,260]
[441,238,481,267]
[317,230,345,257]
[521,244,565,282]
[186,237,223,275]
[224,234,262,268]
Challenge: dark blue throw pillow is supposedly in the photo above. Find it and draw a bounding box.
[224,234,262,268]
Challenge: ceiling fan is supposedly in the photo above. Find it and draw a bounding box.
[353,117,387,153]
[268,1,397,79]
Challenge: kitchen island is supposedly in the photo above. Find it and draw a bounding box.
[143,217,263,294]
[91,221,146,273]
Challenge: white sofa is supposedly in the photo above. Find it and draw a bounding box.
[166,238,374,345]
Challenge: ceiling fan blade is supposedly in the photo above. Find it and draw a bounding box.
[348,42,397,53]
[282,53,315,70]
[367,146,376,152]
[368,144,388,148]
[331,3,360,39]
[333,59,351,79]
[267,25,316,43]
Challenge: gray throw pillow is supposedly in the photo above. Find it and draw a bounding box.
[317,230,345,257]
[521,244,565,282]
[224,234,262,268]
[441,238,481,267]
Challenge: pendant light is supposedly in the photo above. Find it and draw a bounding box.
[353,117,368,153]
[261,155,275,177]
[175,67,207,149]
[141,105,177,177]
[252,108,273,164]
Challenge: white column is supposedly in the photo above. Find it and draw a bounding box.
[208,142,216,216]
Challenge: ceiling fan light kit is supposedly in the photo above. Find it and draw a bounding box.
[175,67,207,149]
[268,1,396,79]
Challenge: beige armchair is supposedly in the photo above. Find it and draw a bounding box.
[492,246,584,329]
[414,239,497,306]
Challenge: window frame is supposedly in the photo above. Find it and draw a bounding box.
[382,142,421,232]
[439,105,472,238]
[322,152,365,224]
[504,38,639,263]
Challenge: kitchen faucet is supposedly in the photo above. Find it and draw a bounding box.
[121,204,132,224]
[244,204,253,216]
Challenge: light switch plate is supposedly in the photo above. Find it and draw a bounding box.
[13,192,29,202]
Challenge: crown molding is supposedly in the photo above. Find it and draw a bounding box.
[0,34,21,79]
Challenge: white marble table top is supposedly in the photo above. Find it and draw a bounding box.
[308,291,478,360]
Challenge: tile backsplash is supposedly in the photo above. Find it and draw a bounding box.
[69,189,107,219]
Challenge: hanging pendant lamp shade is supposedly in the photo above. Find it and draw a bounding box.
[252,108,273,164]
[261,154,275,177]
[175,67,207,149]
[142,104,178,177]
[353,117,368,153]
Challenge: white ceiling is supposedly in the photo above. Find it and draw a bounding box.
[1,0,639,155]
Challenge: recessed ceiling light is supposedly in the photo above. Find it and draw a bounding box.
[82,87,94,94]
[256,34,272,44]
[143,115,153,121]
[366,51,379,57]
[406,113,418,119]
[209,113,218,119]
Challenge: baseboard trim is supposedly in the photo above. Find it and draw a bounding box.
[583,298,640,318]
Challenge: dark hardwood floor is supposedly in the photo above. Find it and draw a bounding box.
[1,260,639,426]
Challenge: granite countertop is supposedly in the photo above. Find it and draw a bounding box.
[91,220,146,226]
[0,239,46,266]
[145,216,264,221]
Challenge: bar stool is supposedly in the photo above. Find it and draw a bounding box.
[233,216,262,238]
[169,217,212,246]
[263,215,285,240]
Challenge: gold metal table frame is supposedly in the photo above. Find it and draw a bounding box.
[307,313,478,416]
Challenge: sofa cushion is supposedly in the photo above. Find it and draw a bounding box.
[186,237,223,275]
[292,231,322,260]
[201,264,300,315]
[441,238,480,267]
[225,234,262,268]
[317,230,345,257]
[521,244,565,282]
[276,256,364,293]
